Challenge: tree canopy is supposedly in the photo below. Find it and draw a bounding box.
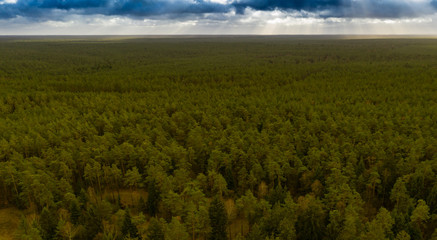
[1,36,436,240]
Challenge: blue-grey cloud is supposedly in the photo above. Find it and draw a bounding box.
[232,0,343,14]
[107,0,229,17]
[0,0,105,19]
[0,0,230,19]
[233,0,437,18]
[0,0,436,20]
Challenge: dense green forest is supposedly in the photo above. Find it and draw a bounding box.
[0,36,436,240]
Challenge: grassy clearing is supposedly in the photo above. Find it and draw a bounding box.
[0,208,22,240]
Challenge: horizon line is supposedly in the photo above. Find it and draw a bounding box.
[1,34,437,37]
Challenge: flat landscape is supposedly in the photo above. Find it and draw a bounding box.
[0,36,436,240]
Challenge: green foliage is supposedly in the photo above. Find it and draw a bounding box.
[296,195,326,240]
[138,196,146,214]
[1,36,437,239]
[426,183,437,214]
[69,200,81,225]
[16,215,42,240]
[246,224,263,240]
[209,197,228,240]
[391,178,413,214]
[165,217,189,240]
[236,190,258,225]
[395,230,411,240]
[80,202,111,239]
[39,207,57,240]
[410,200,430,226]
[124,167,142,189]
[410,199,430,239]
[147,218,164,240]
[360,207,394,240]
[146,180,160,217]
[122,210,139,239]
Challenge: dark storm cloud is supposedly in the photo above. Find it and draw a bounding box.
[0,0,436,20]
[0,0,230,19]
[106,0,229,17]
[0,0,104,18]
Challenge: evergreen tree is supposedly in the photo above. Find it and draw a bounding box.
[121,210,139,239]
[410,199,430,239]
[395,231,411,240]
[391,178,413,214]
[78,189,88,209]
[147,180,160,217]
[69,200,80,225]
[208,197,228,240]
[360,207,394,240]
[165,217,189,240]
[82,204,103,240]
[431,229,437,240]
[39,207,57,240]
[16,215,43,240]
[246,224,264,240]
[296,195,326,240]
[426,183,437,214]
[147,217,164,240]
[138,196,147,214]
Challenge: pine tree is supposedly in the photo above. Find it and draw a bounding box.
[39,207,58,240]
[17,215,43,240]
[138,196,146,214]
[296,195,326,240]
[82,204,103,239]
[395,231,411,240]
[246,224,263,240]
[426,183,437,214]
[69,200,80,225]
[147,217,164,240]
[78,189,88,208]
[165,217,189,240]
[410,199,430,239]
[209,197,228,240]
[121,210,139,239]
[146,180,160,217]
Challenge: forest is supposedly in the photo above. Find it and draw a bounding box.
[0,36,436,240]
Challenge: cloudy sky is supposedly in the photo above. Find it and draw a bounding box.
[0,0,437,34]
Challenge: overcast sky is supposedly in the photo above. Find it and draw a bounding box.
[1,0,437,35]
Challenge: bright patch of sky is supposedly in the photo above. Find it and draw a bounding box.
[0,0,17,4]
